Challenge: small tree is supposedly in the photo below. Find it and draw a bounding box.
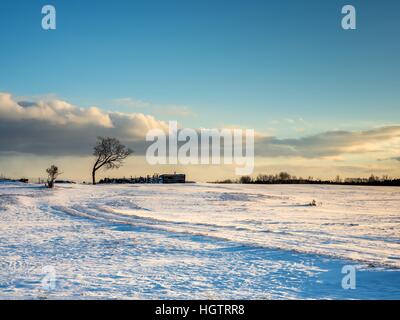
[92,137,133,185]
[256,174,269,183]
[278,171,291,181]
[46,165,60,188]
[239,175,252,184]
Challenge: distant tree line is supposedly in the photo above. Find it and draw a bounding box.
[99,174,160,184]
[213,172,400,186]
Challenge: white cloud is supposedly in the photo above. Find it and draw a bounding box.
[0,92,168,155]
[0,93,113,127]
[256,126,400,158]
[112,98,151,109]
[1,92,399,162]
[112,97,196,117]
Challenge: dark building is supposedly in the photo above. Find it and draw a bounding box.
[159,174,186,184]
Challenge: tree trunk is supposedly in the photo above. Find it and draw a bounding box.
[48,180,54,188]
[92,167,97,185]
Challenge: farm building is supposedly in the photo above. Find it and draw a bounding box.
[159,174,186,184]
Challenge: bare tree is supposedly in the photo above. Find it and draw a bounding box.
[278,171,291,181]
[92,137,133,185]
[46,165,61,188]
[239,175,252,184]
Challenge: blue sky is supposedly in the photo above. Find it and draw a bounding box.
[1,0,399,135]
[0,0,400,180]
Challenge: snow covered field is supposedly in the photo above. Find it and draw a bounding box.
[0,182,399,299]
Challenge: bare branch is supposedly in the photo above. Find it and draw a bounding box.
[46,165,61,188]
[92,137,133,184]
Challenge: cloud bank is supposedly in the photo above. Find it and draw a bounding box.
[0,93,168,155]
[256,126,400,158]
[0,92,399,161]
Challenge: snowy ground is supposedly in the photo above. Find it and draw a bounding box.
[0,182,399,299]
